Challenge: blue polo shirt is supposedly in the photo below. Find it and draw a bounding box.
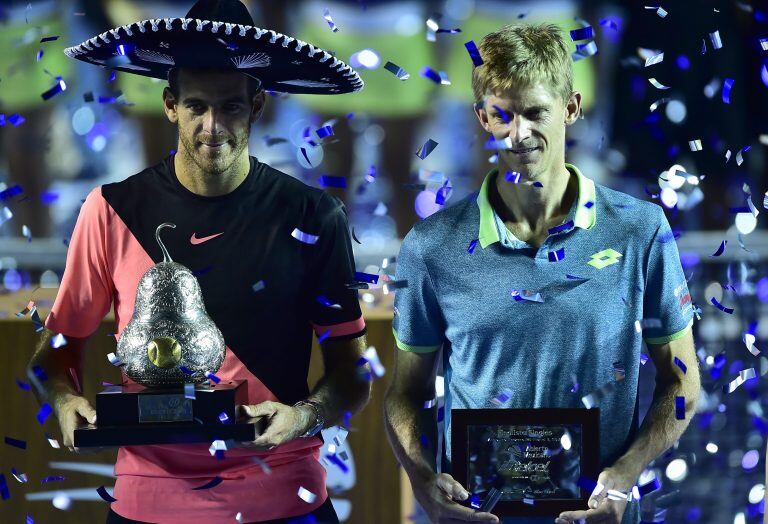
[392,164,694,524]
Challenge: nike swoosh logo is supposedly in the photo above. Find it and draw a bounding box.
[190,232,224,245]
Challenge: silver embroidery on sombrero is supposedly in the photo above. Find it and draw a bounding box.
[231,52,271,69]
[135,49,176,65]
[277,79,336,88]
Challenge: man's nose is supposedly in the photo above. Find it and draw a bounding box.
[202,108,224,134]
[508,115,532,143]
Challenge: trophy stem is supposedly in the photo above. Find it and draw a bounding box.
[156,223,176,263]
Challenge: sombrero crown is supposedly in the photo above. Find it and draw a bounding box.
[64,0,363,95]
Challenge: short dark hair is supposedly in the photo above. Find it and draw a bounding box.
[166,67,263,100]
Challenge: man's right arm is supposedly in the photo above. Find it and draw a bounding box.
[28,328,97,449]
[383,350,498,523]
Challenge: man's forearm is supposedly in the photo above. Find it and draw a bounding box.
[383,392,438,484]
[305,366,371,428]
[28,329,81,406]
[612,377,699,482]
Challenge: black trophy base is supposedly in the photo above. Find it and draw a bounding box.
[74,421,258,447]
[74,380,260,447]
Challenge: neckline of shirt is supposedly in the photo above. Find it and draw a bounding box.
[165,154,259,202]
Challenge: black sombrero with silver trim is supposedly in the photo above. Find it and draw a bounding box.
[63,0,363,95]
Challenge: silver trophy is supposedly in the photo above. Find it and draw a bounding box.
[74,223,260,447]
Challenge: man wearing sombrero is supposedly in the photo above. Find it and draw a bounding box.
[27,1,370,522]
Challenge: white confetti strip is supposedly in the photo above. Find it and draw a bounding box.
[688,139,702,151]
[645,52,664,67]
[297,486,317,503]
[291,228,319,245]
[743,333,760,356]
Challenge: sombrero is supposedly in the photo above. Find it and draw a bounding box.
[63,0,363,95]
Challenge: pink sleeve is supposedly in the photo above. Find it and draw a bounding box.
[45,187,114,338]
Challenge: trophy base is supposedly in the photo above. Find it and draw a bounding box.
[74,421,259,447]
[73,380,260,447]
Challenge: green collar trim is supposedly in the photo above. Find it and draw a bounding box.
[476,163,596,248]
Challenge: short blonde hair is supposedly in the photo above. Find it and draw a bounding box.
[471,23,573,104]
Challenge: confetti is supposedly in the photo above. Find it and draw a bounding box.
[41,475,65,484]
[192,476,223,490]
[218,412,230,423]
[723,368,757,393]
[317,296,342,309]
[96,486,117,502]
[582,380,616,409]
[318,175,347,188]
[735,146,751,166]
[423,398,436,409]
[383,61,410,80]
[291,228,319,245]
[599,18,619,31]
[648,78,670,90]
[688,139,702,151]
[179,365,194,376]
[11,468,28,483]
[484,136,513,150]
[415,139,439,160]
[761,37,768,51]
[491,389,513,406]
[722,78,734,104]
[315,125,333,138]
[382,280,409,294]
[36,403,53,425]
[674,357,688,374]
[50,333,67,349]
[31,365,48,382]
[252,280,266,292]
[298,486,317,503]
[184,383,196,399]
[16,379,30,391]
[492,105,512,123]
[644,5,668,18]
[324,453,349,473]
[710,296,734,314]
[317,329,331,343]
[548,220,574,235]
[464,40,483,66]
[205,372,221,384]
[572,41,598,62]
[548,248,566,262]
[0,207,13,226]
[0,474,8,501]
[468,239,479,254]
[709,30,723,50]
[4,436,26,449]
[711,240,727,257]
[649,97,670,112]
[322,8,339,32]
[744,333,760,356]
[362,346,386,377]
[106,352,123,366]
[569,26,594,41]
[505,171,521,183]
[41,77,67,101]
[645,52,664,67]
[354,272,379,284]
[22,225,32,242]
[511,290,544,303]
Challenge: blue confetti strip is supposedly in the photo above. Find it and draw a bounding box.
[325,453,349,473]
[97,485,117,502]
[36,403,53,425]
[0,473,9,500]
[205,372,221,384]
[16,379,30,391]
[0,185,23,201]
[722,78,734,104]
[40,77,67,101]
[415,138,439,160]
[354,272,379,284]
[710,240,727,257]
[317,329,331,343]
[383,61,410,80]
[505,171,521,183]
[548,220,574,235]
[464,40,483,66]
[192,476,223,490]
[41,475,65,484]
[570,26,594,41]
[548,248,565,262]
[315,125,333,138]
[467,239,478,254]
[419,66,442,84]
[179,365,194,376]
[710,296,734,314]
[675,396,686,420]
[674,357,687,374]
[492,105,511,123]
[637,477,661,497]
[4,437,26,449]
[318,175,347,188]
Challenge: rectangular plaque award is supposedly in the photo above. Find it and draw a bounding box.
[451,408,600,517]
[74,380,262,447]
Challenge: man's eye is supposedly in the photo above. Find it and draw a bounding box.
[225,104,241,111]
[188,104,204,111]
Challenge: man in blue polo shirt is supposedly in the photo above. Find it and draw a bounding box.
[383,23,701,524]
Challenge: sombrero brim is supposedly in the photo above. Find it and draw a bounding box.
[64,17,364,95]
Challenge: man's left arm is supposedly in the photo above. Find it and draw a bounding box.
[557,325,700,523]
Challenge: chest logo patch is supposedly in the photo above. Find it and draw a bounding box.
[588,248,623,269]
[190,232,224,245]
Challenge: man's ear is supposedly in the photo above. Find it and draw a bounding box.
[162,87,179,124]
[473,100,491,133]
[250,90,266,124]
[564,91,582,125]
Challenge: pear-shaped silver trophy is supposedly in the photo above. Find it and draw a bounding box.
[73,223,261,447]
[116,223,225,385]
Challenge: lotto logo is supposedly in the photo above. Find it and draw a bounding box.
[588,248,623,269]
